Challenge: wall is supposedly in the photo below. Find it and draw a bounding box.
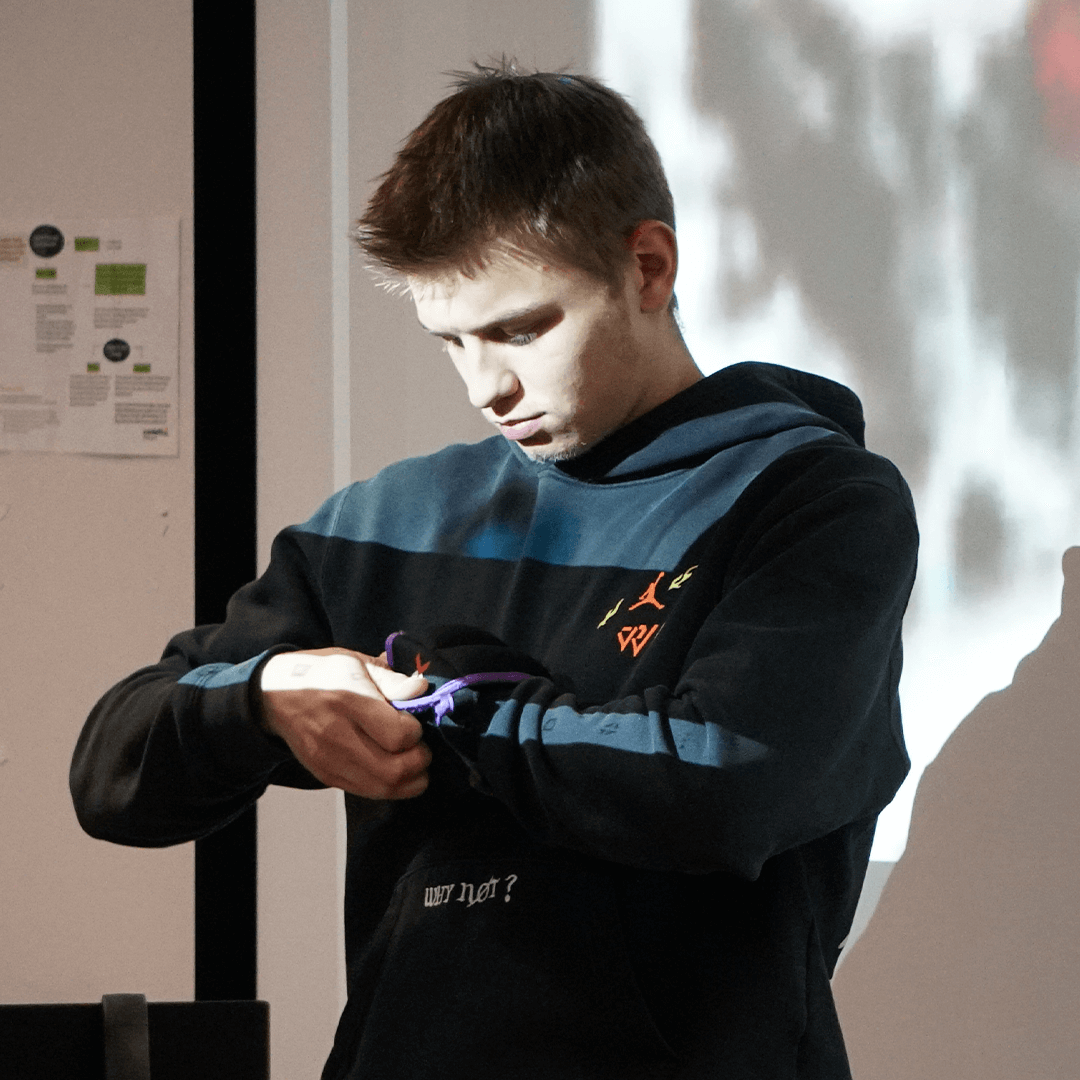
[0,0,195,1002]
[834,547,1080,1077]
[255,3,341,1075]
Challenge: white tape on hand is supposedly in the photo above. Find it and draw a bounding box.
[261,652,372,694]
[260,652,428,702]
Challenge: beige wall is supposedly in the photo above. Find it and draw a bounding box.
[0,0,195,1002]
[255,3,341,1076]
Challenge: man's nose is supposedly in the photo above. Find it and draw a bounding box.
[459,343,519,410]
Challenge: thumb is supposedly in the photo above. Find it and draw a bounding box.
[365,663,429,702]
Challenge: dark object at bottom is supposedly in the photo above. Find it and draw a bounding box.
[0,998,269,1080]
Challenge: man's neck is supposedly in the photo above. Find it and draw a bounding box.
[638,324,704,418]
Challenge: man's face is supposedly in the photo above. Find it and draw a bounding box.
[410,255,659,462]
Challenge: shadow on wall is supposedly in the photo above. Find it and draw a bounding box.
[832,546,1080,1079]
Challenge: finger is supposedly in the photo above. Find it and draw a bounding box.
[349,737,433,800]
[305,723,432,799]
[263,688,432,797]
[343,692,427,753]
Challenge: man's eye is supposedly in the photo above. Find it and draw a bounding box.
[506,331,537,346]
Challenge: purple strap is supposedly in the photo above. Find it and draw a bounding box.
[391,671,533,726]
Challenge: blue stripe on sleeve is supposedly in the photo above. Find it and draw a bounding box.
[484,701,769,768]
[177,652,269,690]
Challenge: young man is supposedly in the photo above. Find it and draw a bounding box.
[72,67,918,1079]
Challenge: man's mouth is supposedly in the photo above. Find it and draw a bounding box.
[497,415,546,441]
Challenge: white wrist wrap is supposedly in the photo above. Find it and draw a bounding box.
[260,652,427,701]
[261,652,367,693]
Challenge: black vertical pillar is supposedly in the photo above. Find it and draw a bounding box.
[192,0,259,1001]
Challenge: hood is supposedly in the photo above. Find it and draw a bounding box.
[558,362,865,483]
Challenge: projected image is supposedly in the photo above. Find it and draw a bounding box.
[598,0,1080,858]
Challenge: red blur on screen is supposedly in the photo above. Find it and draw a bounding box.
[1031,0,1080,157]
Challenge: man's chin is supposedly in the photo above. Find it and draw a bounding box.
[516,433,593,463]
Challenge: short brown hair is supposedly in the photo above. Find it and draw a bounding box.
[354,62,675,289]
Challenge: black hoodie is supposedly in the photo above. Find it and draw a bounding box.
[72,362,918,1079]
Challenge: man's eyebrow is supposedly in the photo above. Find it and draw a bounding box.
[418,302,560,338]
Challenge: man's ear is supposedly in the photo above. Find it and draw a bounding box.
[627,220,678,314]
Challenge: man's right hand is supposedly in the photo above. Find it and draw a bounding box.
[258,648,432,800]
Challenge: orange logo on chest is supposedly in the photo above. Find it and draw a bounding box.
[617,624,661,656]
[628,571,666,611]
[598,566,696,658]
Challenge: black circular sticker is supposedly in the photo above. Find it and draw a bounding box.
[103,338,131,362]
[29,225,64,258]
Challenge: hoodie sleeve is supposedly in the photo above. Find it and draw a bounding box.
[69,511,337,848]
[429,469,918,879]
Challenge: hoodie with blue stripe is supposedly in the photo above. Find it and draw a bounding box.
[71,361,918,1080]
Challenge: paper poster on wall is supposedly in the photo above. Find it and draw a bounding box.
[0,218,179,456]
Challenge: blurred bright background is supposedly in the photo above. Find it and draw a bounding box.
[597,0,1080,858]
